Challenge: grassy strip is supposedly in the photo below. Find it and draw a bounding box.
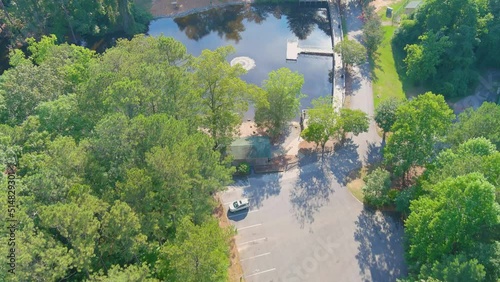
[347,178,365,203]
[341,16,348,39]
[371,25,406,107]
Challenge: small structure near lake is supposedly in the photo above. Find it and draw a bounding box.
[229,136,272,166]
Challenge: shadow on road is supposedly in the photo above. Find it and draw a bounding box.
[290,154,335,228]
[329,139,362,185]
[354,207,408,282]
[243,173,282,208]
[346,71,363,94]
[365,141,383,165]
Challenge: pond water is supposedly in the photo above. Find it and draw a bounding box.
[148,3,333,120]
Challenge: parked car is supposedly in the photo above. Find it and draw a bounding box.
[228,198,249,213]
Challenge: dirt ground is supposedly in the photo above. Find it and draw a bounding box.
[370,0,400,12]
[214,197,245,282]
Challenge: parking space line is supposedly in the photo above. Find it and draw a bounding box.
[245,268,276,278]
[241,252,271,262]
[239,237,267,245]
[238,223,262,231]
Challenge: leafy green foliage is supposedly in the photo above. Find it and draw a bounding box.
[0,36,243,281]
[405,173,499,273]
[194,46,255,153]
[338,108,369,140]
[156,217,233,282]
[393,0,487,97]
[89,263,159,282]
[334,39,366,68]
[447,102,500,149]
[374,98,403,138]
[419,255,486,282]
[301,97,340,152]
[362,6,384,55]
[384,92,454,184]
[403,32,451,83]
[362,168,392,207]
[255,67,305,138]
[1,0,151,43]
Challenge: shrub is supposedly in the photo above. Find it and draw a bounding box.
[362,168,392,207]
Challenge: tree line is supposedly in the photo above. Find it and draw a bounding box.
[362,94,500,281]
[0,0,152,45]
[393,0,500,98]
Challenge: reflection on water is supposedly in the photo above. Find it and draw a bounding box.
[149,3,333,119]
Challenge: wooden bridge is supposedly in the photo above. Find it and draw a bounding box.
[286,40,334,61]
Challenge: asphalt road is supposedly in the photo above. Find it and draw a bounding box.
[222,156,407,282]
[343,0,384,164]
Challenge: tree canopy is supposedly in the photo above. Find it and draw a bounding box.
[392,0,500,97]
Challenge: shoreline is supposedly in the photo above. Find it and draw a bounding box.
[151,0,255,20]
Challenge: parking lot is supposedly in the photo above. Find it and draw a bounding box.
[221,161,407,282]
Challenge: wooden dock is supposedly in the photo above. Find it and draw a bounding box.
[286,40,334,61]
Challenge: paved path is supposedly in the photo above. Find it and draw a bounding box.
[222,160,406,281]
[344,0,383,164]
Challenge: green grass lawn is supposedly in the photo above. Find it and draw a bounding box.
[371,26,406,107]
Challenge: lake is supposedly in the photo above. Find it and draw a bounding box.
[148,3,333,120]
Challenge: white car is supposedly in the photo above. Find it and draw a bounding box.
[228,198,249,213]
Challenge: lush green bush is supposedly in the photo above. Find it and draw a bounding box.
[236,162,251,175]
[362,168,392,207]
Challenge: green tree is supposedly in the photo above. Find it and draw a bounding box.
[20,136,87,205]
[194,46,253,153]
[334,39,366,68]
[374,98,403,141]
[39,193,108,273]
[255,68,305,138]
[301,97,340,153]
[89,263,159,282]
[1,0,150,43]
[393,0,480,97]
[156,217,233,282]
[78,35,195,130]
[98,201,147,269]
[384,92,454,185]
[419,255,486,282]
[362,6,384,55]
[447,102,500,149]
[338,108,369,142]
[301,123,330,152]
[405,173,499,272]
[0,60,69,125]
[362,168,392,207]
[404,31,451,83]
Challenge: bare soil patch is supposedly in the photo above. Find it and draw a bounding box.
[214,197,244,282]
[371,0,400,13]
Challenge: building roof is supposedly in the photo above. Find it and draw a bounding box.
[406,1,422,9]
[229,136,271,160]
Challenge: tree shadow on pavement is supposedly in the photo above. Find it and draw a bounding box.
[365,141,383,166]
[354,207,408,282]
[243,173,282,208]
[290,154,335,228]
[329,139,362,185]
[346,71,363,94]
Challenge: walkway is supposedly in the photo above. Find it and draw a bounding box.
[286,40,334,60]
[328,0,346,110]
